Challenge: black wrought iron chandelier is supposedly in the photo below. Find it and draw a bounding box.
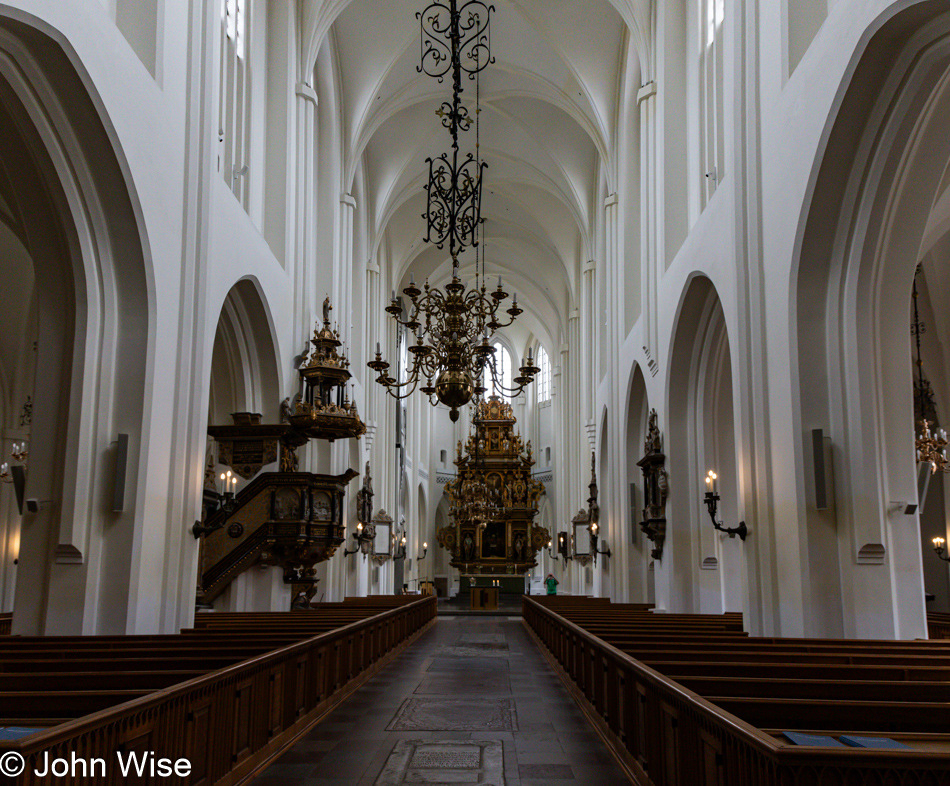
[369,0,538,422]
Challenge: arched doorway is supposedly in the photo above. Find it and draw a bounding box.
[625,364,651,603]
[0,17,151,635]
[792,1,950,639]
[663,275,742,615]
[206,278,286,612]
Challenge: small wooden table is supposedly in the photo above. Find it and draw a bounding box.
[470,587,499,611]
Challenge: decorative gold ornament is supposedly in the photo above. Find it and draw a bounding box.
[912,275,949,474]
[291,297,366,441]
[437,396,546,572]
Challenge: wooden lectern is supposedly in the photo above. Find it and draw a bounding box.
[470,586,499,610]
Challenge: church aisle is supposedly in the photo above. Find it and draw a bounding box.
[252,616,630,785]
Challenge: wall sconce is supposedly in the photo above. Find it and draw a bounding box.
[394,534,407,560]
[557,531,571,561]
[588,520,611,564]
[546,539,560,561]
[193,470,240,537]
[216,469,238,513]
[344,521,375,557]
[417,541,428,562]
[933,537,950,563]
[585,453,610,564]
[704,470,747,540]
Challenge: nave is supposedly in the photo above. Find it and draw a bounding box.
[253,616,629,786]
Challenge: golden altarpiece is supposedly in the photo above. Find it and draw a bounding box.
[437,397,547,587]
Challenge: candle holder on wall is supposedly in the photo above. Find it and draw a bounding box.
[556,531,571,561]
[933,537,950,562]
[343,521,375,557]
[703,470,747,540]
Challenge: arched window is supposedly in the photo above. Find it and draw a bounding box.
[536,345,551,403]
[220,0,250,207]
[483,342,512,398]
[699,0,724,208]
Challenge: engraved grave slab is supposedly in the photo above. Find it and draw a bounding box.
[387,698,518,731]
[375,739,504,786]
[432,643,512,659]
[415,672,511,695]
[427,655,508,670]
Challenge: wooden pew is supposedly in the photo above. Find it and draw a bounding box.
[928,611,950,639]
[0,595,436,786]
[523,595,950,786]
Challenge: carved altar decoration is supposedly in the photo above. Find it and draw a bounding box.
[637,408,669,560]
[289,297,367,442]
[437,396,547,573]
[196,469,359,605]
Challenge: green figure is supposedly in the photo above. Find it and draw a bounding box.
[545,573,559,595]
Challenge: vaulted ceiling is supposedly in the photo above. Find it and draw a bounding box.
[319,0,639,353]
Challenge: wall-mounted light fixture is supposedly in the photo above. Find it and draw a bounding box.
[556,531,571,562]
[394,534,407,560]
[344,521,375,558]
[703,470,747,540]
[933,537,950,563]
[586,453,610,564]
[546,539,559,561]
[417,541,428,562]
[589,520,611,564]
[192,470,240,537]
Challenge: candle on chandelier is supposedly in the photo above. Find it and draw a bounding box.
[706,470,718,494]
[376,341,381,355]
[410,272,415,286]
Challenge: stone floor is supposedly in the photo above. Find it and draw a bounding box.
[253,617,630,785]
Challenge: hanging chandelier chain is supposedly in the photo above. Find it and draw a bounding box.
[372,0,533,422]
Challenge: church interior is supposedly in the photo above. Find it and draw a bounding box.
[1,0,950,783]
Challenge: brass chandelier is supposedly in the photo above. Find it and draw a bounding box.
[912,272,949,474]
[369,0,539,422]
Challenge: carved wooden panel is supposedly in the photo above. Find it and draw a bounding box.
[699,729,723,786]
[186,699,213,786]
[269,667,284,738]
[661,702,680,786]
[232,679,253,764]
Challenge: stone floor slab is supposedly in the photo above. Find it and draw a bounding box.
[416,672,511,695]
[254,617,628,785]
[388,698,518,731]
[375,739,505,786]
